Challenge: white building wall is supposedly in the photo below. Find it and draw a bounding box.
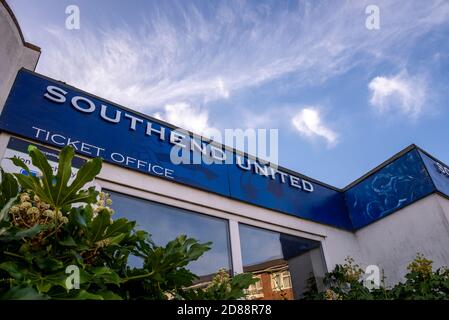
[0,0,40,111]
[354,193,449,286]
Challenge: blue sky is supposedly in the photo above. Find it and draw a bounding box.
[8,0,449,187]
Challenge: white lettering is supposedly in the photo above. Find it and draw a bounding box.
[145,122,165,140]
[71,96,96,113]
[124,113,143,131]
[51,134,66,146]
[236,156,251,171]
[170,131,187,148]
[100,105,121,123]
[111,152,125,163]
[254,162,269,177]
[302,180,314,192]
[44,86,67,103]
[289,175,302,189]
[126,156,136,166]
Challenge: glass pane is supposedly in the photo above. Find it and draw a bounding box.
[107,190,232,282]
[239,223,326,300]
[283,272,292,289]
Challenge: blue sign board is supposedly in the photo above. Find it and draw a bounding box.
[0,69,352,229]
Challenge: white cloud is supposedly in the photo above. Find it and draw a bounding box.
[153,102,211,135]
[31,0,449,117]
[292,108,338,147]
[368,71,427,118]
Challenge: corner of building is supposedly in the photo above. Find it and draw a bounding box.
[0,0,41,112]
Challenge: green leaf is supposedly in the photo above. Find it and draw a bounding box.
[14,224,49,239]
[1,286,48,300]
[90,267,121,285]
[104,218,135,239]
[0,169,19,205]
[11,145,102,210]
[58,236,77,247]
[35,257,64,272]
[53,146,74,204]
[59,157,102,206]
[13,173,37,193]
[36,281,52,294]
[10,156,31,175]
[28,145,55,204]
[0,261,24,280]
[0,197,16,223]
[63,186,98,206]
[75,290,104,300]
[106,233,126,245]
[70,207,88,228]
[91,266,112,276]
[90,211,111,242]
[97,291,123,300]
[45,271,72,290]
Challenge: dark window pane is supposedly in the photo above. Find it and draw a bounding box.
[239,223,326,300]
[107,190,232,279]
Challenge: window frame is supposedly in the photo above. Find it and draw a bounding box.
[104,188,234,276]
[95,177,328,278]
[270,271,292,291]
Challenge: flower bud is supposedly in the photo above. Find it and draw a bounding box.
[20,194,31,203]
[43,210,55,218]
[26,207,40,216]
[9,205,20,214]
[19,202,32,211]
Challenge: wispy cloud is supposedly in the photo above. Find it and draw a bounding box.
[368,71,427,118]
[292,107,338,147]
[35,0,449,117]
[153,102,211,135]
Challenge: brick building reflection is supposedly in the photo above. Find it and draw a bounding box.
[244,259,294,300]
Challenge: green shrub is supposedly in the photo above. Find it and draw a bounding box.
[304,254,449,300]
[0,145,255,300]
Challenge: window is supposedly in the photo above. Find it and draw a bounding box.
[239,223,326,300]
[271,271,292,291]
[245,275,265,299]
[246,275,263,296]
[106,190,232,281]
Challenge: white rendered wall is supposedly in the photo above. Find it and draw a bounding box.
[354,193,449,286]
[0,1,40,111]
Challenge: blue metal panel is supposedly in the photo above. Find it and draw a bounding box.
[227,153,352,229]
[345,149,435,229]
[418,150,449,198]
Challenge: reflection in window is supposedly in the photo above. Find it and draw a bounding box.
[106,190,232,282]
[246,275,263,299]
[271,271,292,291]
[239,224,326,300]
